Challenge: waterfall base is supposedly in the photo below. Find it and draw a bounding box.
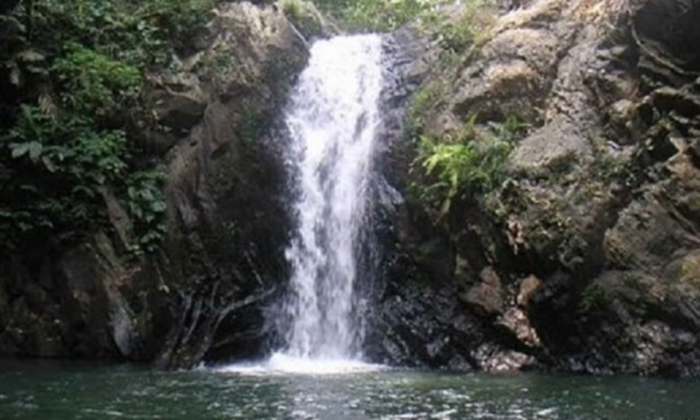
[217,353,386,376]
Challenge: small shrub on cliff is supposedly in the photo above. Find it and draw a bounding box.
[283,0,303,19]
[282,0,323,38]
[125,170,168,256]
[429,0,496,53]
[406,81,444,139]
[52,43,142,119]
[417,115,524,215]
[579,283,611,314]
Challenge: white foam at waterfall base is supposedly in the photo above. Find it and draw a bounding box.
[217,354,386,376]
[219,34,386,375]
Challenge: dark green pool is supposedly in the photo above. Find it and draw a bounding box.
[0,359,698,419]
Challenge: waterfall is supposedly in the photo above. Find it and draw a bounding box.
[274,34,384,364]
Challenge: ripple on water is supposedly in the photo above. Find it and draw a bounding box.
[2,359,700,420]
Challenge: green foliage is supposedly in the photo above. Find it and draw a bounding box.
[283,0,303,20]
[7,106,128,185]
[52,43,141,118]
[313,0,433,32]
[417,115,525,215]
[282,0,323,38]
[406,81,443,138]
[1,106,126,244]
[1,105,168,254]
[347,0,429,31]
[0,0,216,254]
[125,170,167,255]
[681,258,700,286]
[579,283,612,314]
[213,45,231,71]
[311,0,494,34]
[32,0,215,67]
[428,0,495,53]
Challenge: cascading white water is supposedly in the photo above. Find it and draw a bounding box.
[218,35,386,375]
[274,35,384,364]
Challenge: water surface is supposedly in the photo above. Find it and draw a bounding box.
[1,360,698,419]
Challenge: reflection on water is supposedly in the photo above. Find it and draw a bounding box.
[0,359,698,420]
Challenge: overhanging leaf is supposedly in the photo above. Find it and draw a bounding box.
[28,142,43,161]
[42,155,57,173]
[9,64,21,86]
[16,49,46,63]
[10,143,30,158]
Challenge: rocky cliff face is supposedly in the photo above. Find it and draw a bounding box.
[0,1,309,368]
[371,0,700,377]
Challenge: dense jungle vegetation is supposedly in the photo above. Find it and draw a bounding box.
[0,0,222,256]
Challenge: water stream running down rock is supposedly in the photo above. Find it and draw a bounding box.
[236,35,385,373]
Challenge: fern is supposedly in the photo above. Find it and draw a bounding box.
[417,114,521,215]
